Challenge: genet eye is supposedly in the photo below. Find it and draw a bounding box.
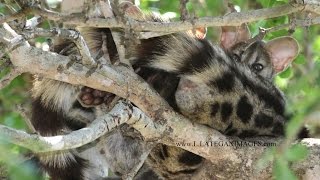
[232,53,241,62]
[252,63,264,72]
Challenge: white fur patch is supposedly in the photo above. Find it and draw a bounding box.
[38,151,76,168]
[32,77,80,112]
[149,34,204,73]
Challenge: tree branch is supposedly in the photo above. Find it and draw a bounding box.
[1,1,320,179]
[1,0,320,33]
[0,101,142,152]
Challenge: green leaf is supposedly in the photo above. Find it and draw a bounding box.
[274,158,298,180]
[286,115,303,137]
[313,36,320,52]
[285,144,308,162]
[294,54,306,65]
[256,148,275,171]
[278,67,293,79]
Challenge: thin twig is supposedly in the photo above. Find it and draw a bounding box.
[179,0,189,21]
[16,104,36,133]
[21,28,96,66]
[2,1,320,32]
[0,58,11,71]
[246,27,267,44]
[0,101,146,152]
[266,17,320,33]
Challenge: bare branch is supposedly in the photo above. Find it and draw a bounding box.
[1,100,319,179]
[0,1,320,179]
[1,0,320,33]
[266,16,320,33]
[0,101,139,152]
[21,28,96,66]
[16,104,36,133]
[179,0,189,21]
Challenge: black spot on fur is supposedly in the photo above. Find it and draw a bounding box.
[178,151,203,166]
[272,122,284,136]
[236,96,253,123]
[254,113,273,128]
[210,72,235,93]
[179,39,215,74]
[40,155,88,180]
[239,130,258,138]
[211,102,220,117]
[230,65,285,115]
[221,102,233,122]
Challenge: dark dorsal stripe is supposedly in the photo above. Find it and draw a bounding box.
[178,39,215,74]
[210,72,235,93]
[210,102,220,117]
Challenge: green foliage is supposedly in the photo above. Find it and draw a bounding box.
[0,3,35,179]
[0,141,42,180]
[274,157,298,180]
[278,67,293,79]
[273,144,308,180]
[285,144,308,161]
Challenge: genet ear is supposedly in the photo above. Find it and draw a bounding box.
[220,23,251,50]
[265,36,299,73]
[187,27,207,39]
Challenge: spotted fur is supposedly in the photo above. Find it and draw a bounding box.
[30,10,300,180]
[133,31,292,179]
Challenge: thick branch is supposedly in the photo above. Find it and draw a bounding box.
[1,1,320,178]
[1,100,319,179]
[1,1,320,32]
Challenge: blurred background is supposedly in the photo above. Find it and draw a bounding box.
[0,0,319,179]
